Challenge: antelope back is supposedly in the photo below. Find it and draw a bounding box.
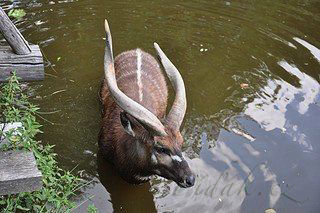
[99,48,168,160]
[112,49,168,118]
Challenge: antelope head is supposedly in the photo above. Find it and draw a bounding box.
[103,20,195,188]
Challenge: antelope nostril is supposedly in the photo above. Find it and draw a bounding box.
[185,175,195,187]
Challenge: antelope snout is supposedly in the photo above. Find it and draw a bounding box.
[185,174,196,187]
[178,172,195,188]
[176,158,196,188]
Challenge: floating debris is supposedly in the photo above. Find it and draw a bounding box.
[231,128,255,142]
[240,83,249,89]
[83,150,94,155]
[51,89,66,95]
[8,9,26,20]
[265,208,276,213]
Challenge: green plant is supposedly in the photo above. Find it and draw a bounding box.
[0,73,85,212]
[8,9,26,20]
[87,204,98,213]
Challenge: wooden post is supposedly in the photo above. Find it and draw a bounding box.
[0,7,31,55]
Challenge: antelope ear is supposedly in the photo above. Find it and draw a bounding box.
[120,112,135,137]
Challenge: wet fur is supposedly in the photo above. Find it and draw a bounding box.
[99,49,169,183]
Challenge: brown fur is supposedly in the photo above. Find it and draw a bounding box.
[99,49,168,181]
[99,49,193,186]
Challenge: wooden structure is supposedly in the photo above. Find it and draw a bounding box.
[0,6,44,195]
[0,150,42,195]
[0,122,43,195]
[0,6,44,82]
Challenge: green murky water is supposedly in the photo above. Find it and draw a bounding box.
[1,0,320,212]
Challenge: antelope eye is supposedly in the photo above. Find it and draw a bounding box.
[155,146,170,155]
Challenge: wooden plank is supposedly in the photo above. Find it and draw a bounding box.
[0,150,42,195]
[0,64,44,82]
[0,122,22,133]
[0,45,44,82]
[0,45,43,64]
[0,7,31,55]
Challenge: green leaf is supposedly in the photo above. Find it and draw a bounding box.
[88,204,98,213]
[8,9,26,20]
[17,205,30,211]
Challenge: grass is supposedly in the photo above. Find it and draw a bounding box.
[0,73,94,212]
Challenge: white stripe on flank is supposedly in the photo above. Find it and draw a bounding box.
[136,49,143,102]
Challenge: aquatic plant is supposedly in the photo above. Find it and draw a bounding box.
[8,9,26,20]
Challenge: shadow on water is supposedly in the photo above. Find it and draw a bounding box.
[97,151,156,213]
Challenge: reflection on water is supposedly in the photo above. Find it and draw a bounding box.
[1,0,320,212]
[245,54,320,131]
[96,152,156,213]
[294,37,320,63]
